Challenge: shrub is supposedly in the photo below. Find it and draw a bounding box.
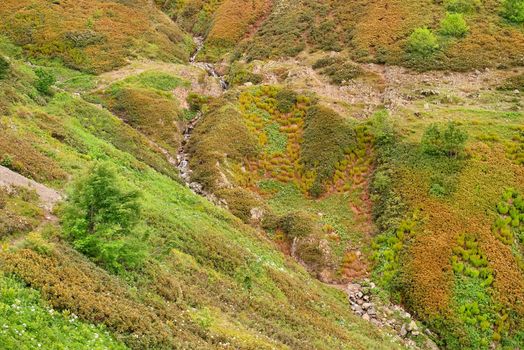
[0,56,9,79]
[34,68,56,95]
[444,0,481,13]
[407,28,440,58]
[276,89,298,113]
[62,162,147,272]
[278,211,317,239]
[421,122,468,157]
[440,13,469,37]
[187,92,208,112]
[502,0,524,24]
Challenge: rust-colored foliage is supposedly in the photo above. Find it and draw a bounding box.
[0,247,206,349]
[0,124,67,182]
[0,0,190,73]
[208,0,273,45]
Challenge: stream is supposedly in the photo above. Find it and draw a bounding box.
[175,37,228,204]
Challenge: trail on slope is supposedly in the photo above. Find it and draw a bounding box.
[0,165,62,214]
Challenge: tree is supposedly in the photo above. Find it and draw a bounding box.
[502,0,524,24]
[62,162,146,271]
[34,68,56,95]
[421,122,468,157]
[440,13,469,37]
[407,28,439,58]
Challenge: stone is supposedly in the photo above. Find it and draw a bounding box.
[407,320,418,332]
[353,305,363,314]
[363,295,370,302]
[357,299,363,305]
[425,339,439,350]
[362,313,370,321]
[400,324,408,337]
[370,282,376,289]
[367,307,376,316]
[356,292,363,299]
[362,302,372,310]
[514,89,520,94]
[412,331,420,336]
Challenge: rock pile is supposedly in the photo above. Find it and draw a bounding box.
[345,280,439,349]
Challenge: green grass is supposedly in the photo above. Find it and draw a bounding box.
[0,274,126,350]
[0,49,402,350]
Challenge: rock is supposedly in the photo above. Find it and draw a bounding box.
[356,292,363,299]
[400,324,408,337]
[425,339,439,350]
[370,282,376,289]
[407,320,418,332]
[424,103,430,110]
[353,305,363,314]
[362,313,370,321]
[514,89,520,94]
[412,331,420,336]
[357,299,363,305]
[363,295,370,302]
[367,307,376,316]
[362,302,372,310]
[244,82,253,87]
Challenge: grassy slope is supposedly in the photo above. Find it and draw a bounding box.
[0,0,194,73]
[245,0,524,70]
[0,42,402,349]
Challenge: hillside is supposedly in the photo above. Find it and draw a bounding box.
[1,0,524,350]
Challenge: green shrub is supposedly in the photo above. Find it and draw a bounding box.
[407,28,440,58]
[275,89,298,113]
[62,162,147,272]
[187,92,208,112]
[0,56,9,79]
[278,211,317,238]
[444,0,481,13]
[502,0,524,24]
[34,68,56,95]
[440,13,469,37]
[421,122,468,157]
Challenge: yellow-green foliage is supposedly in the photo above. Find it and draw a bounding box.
[0,187,43,238]
[0,0,192,73]
[187,101,260,191]
[102,87,182,155]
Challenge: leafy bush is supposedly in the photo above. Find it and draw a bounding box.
[34,68,56,95]
[407,28,440,58]
[444,0,481,13]
[278,211,317,239]
[502,0,524,24]
[440,13,469,37]
[62,162,147,272]
[0,55,9,79]
[187,92,208,112]
[421,122,468,157]
[275,89,298,113]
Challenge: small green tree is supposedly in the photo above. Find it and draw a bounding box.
[421,122,468,157]
[502,0,524,24]
[442,122,468,157]
[0,56,9,79]
[62,162,146,271]
[34,68,56,95]
[407,28,440,58]
[440,13,469,37]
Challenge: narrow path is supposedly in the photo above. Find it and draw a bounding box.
[0,165,62,213]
